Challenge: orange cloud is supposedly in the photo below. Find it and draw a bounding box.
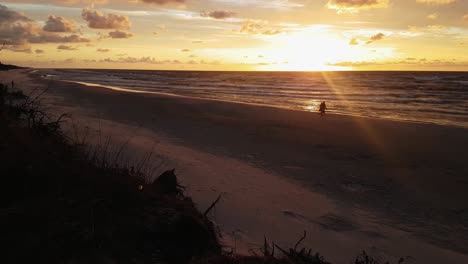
[416,0,455,4]
[0,5,89,46]
[82,8,131,30]
[201,10,236,20]
[240,20,282,35]
[108,30,133,38]
[57,44,78,50]
[43,15,76,32]
[366,33,385,44]
[327,0,389,13]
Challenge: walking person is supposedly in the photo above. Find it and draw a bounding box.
[319,101,327,115]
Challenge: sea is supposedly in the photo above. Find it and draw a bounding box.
[41,69,468,128]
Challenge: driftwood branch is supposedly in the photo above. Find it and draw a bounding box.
[203,193,222,217]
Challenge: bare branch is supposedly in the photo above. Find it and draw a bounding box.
[294,230,307,251]
[203,193,222,217]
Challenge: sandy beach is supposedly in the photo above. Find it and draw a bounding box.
[3,69,468,263]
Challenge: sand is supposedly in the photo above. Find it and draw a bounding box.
[2,69,468,263]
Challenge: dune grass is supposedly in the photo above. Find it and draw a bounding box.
[0,82,221,263]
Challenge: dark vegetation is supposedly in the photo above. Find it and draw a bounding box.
[0,62,22,71]
[0,82,220,263]
[0,44,23,71]
[0,78,405,263]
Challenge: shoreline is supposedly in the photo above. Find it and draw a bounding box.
[56,77,467,129]
[4,69,468,263]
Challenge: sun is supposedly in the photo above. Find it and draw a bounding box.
[256,26,369,71]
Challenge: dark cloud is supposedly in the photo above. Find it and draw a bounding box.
[366,33,385,44]
[35,49,45,54]
[108,30,133,39]
[0,4,31,23]
[181,49,191,52]
[82,8,131,30]
[0,21,89,45]
[0,5,89,46]
[97,48,110,52]
[57,44,78,50]
[201,10,236,19]
[43,15,76,32]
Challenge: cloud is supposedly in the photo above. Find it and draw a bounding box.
[1,22,90,45]
[240,20,282,35]
[100,56,181,64]
[427,24,446,30]
[35,49,45,54]
[327,0,389,13]
[208,0,303,9]
[0,4,31,23]
[43,15,76,32]
[97,48,110,52]
[427,13,438,20]
[6,45,32,53]
[181,49,191,52]
[137,0,185,4]
[108,30,133,38]
[57,44,78,50]
[64,58,76,63]
[464,14,468,21]
[329,58,468,67]
[82,8,131,30]
[201,10,236,19]
[262,29,282,35]
[240,20,264,34]
[0,5,90,46]
[349,37,359,45]
[366,33,385,44]
[1,0,109,5]
[416,0,455,4]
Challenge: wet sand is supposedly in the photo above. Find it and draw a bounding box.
[3,69,468,263]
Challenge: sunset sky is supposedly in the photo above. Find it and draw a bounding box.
[0,0,467,71]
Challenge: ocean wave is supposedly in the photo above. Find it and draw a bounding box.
[40,69,468,128]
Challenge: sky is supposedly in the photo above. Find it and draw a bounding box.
[0,0,467,71]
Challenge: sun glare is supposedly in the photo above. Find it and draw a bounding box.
[256,27,359,71]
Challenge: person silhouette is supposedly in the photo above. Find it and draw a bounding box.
[319,101,327,115]
[11,80,14,89]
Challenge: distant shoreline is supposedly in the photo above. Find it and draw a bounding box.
[0,63,24,71]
